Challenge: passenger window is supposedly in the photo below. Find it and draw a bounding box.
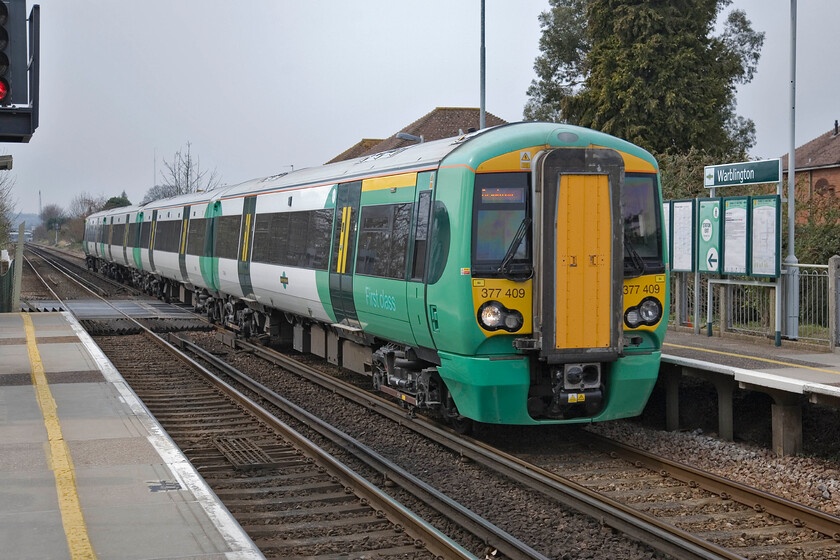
[356,203,413,279]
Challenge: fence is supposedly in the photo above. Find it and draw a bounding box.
[669,257,840,347]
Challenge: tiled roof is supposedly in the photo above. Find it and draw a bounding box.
[327,107,508,163]
[781,121,840,171]
[326,139,384,165]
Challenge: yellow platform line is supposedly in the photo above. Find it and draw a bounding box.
[664,341,840,376]
[21,313,97,559]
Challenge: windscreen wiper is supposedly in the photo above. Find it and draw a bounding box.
[624,232,648,279]
[498,217,532,280]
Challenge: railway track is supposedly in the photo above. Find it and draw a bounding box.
[35,248,840,558]
[24,243,141,298]
[203,333,840,560]
[519,432,840,559]
[95,331,475,559]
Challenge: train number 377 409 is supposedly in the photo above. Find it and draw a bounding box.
[623,284,661,295]
[480,288,527,299]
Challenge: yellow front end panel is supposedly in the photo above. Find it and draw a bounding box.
[555,174,611,349]
[472,278,532,336]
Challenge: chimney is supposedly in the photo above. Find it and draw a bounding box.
[835,120,839,136]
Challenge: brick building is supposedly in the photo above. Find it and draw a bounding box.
[327,107,507,164]
[782,120,840,215]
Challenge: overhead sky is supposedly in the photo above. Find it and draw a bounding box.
[5,0,838,215]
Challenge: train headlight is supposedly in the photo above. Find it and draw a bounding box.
[478,301,524,332]
[639,298,662,324]
[479,302,504,329]
[624,297,662,328]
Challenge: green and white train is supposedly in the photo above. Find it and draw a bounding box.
[84,122,668,428]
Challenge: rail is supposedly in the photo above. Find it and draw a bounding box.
[229,337,743,560]
[175,335,545,560]
[35,248,479,559]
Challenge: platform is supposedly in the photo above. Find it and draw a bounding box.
[0,312,263,559]
[661,329,840,456]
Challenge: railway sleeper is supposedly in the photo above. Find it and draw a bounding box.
[91,258,473,429]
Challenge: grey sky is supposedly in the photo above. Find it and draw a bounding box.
[6,0,838,215]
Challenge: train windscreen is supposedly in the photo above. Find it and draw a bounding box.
[623,173,663,268]
[472,172,531,275]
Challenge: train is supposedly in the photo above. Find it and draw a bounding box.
[84,122,668,429]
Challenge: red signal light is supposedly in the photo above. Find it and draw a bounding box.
[0,78,7,101]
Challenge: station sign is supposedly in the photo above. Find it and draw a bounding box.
[704,158,782,189]
[696,199,721,273]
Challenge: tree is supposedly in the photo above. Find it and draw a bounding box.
[142,142,221,204]
[68,192,107,219]
[103,192,131,210]
[34,203,66,244]
[524,0,764,158]
[0,170,15,243]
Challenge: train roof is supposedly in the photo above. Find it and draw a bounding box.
[85,122,657,221]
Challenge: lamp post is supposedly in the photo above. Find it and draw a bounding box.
[785,0,799,339]
[480,0,486,129]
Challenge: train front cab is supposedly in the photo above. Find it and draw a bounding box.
[433,140,667,425]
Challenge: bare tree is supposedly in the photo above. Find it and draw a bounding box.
[0,171,16,243]
[68,191,107,219]
[142,142,221,204]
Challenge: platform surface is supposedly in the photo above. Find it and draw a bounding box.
[663,329,840,399]
[0,312,263,560]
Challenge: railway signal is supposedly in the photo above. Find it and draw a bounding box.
[0,0,38,142]
[0,0,27,105]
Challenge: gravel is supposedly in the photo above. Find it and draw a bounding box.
[587,418,840,517]
[189,332,670,560]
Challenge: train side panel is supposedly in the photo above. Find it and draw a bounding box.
[248,184,335,323]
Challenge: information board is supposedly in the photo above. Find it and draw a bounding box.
[671,200,695,272]
[696,198,721,273]
[722,197,749,275]
[750,195,781,277]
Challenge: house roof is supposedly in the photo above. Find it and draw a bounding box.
[782,121,840,171]
[327,139,384,164]
[326,107,508,163]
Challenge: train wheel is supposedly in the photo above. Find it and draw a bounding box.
[442,388,473,435]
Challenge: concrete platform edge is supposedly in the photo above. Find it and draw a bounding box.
[64,312,264,559]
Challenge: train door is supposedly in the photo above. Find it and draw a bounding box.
[106,217,114,261]
[329,181,362,327]
[122,213,130,265]
[133,212,143,270]
[537,148,624,363]
[406,172,435,349]
[148,210,158,273]
[201,201,221,293]
[98,217,106,257]
[236,196,257,299]
[178,205,190,282]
